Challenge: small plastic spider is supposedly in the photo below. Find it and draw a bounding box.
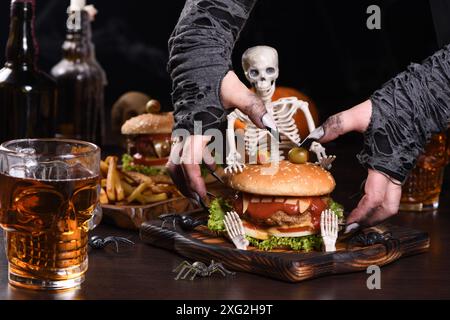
[88,235,135,252]
[173,260,235,281]
[347,231,393,248]
[159,213,207,231]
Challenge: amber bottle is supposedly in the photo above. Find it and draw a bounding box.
[51,1,107,145]
[0,0,57,143]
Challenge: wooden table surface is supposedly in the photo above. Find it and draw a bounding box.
[1,135,449,300]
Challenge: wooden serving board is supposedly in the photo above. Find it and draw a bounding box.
[140,221,430,283]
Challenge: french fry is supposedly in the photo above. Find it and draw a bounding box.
[114,170,125,202]
[125,171,154,186]
[106,157,116,202]
[150,184,174,194]
[126,182,150,203]
[136,192,168,205]
[99,187,109,204]
[106,157,125,201]
[105,156,114,164]
[119,170,139,186]
[101,179,107,188]
[151,174,173,184]
[100,160,109,177]
[120,180,135,196]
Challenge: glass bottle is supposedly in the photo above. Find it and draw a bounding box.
[0,0,57,143]
[51,0,107,145]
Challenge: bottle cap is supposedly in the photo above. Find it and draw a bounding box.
[70,0,86,11]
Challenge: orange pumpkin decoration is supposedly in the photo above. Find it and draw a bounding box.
[236,87,319,139]
[271,86,319,139]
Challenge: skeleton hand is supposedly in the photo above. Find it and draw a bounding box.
[225,151,245,174]
[321,210,338,252]
[310,142,336,170]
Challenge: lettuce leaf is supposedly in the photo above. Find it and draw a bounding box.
[329,199,344,219]
[207,198,233,232]
[246,235,322,251]
[121,154,164,176]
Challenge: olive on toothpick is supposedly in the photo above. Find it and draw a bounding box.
[288,147,309,164]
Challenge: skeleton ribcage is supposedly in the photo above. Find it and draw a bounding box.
[238,99,302,160]
[272,99,302,156]
[244,124,266,156]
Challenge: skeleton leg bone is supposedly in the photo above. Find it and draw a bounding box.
[225,111,246,173]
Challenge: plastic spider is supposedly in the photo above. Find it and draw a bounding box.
[88,235,135,252]
[159,214,206,231]
[173,260,235,281]
[347,231,393,248]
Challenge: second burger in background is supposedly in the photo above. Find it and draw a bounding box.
[121,104,173,175]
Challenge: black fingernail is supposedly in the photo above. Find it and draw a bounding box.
[344,223,360,234]
[188,196,200,207]
[191,192,209,211]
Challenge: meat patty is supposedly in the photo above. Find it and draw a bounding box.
[246,210,313,227]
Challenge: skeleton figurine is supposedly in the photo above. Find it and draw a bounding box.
[225,46,335,173]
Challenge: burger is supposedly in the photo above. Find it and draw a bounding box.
[208,160,344,251]
[120,110,225,183]
[121,112,174,172]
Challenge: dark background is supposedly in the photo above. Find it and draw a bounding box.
[1,0,449,122]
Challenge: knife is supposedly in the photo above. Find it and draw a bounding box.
[262,113,325,150]
[296,126,325,150]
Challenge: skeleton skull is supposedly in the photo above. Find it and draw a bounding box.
[242,46,279,104]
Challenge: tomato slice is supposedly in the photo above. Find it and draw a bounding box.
[310,198,327,229]
[276,226,315,233]
[247,202,298,219]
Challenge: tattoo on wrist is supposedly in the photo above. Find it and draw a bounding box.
[323,113,343,137]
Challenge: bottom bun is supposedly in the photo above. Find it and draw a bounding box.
[243,221,269,240]
[268,226,317,238]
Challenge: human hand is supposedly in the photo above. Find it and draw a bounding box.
[167,71,276,200]
[319,99,402,229]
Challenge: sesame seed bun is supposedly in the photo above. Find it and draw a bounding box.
[121,112,174,135]
[227,160,335,196]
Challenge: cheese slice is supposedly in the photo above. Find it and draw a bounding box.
[285,198,298,205]
[243,193,250,213]
[298,198,312,213]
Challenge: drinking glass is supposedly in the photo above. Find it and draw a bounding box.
[400,131,449,211]
[0,139,100,290]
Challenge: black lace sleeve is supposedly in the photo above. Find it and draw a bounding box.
[168,0,257,134]
[358,44,450,183]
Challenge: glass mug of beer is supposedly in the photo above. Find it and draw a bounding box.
[400,131,449,211]
[0,139,100,290]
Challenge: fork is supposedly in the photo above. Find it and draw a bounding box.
[321,209,338,252]
[224,211,249,250]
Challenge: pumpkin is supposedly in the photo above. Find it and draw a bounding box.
[236,87,319,139]
[271,86,319,139]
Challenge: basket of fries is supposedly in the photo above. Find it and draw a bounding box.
[99,156,196,229]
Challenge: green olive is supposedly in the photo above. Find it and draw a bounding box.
[288,147,309,164]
